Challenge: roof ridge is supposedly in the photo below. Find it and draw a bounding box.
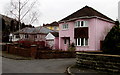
[60,6,114,22]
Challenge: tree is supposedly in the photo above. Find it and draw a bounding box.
[102,21,120,54]
[21,23,25,29]
[10,20,15,32]
[2,18,6,31]
[6,0,40,30]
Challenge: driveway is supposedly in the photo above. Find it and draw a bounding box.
[2,57,75,73]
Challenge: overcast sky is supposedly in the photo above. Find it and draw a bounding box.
[0,0,120,27]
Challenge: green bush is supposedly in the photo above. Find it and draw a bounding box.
[68,43,76,51]
[102,21,120,54]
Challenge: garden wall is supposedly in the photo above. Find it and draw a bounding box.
[6,43,76,59]
[76,52,120,73]
[6,44,37,58]
[36,50,75,59]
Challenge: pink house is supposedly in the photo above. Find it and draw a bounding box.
[59,6,115,51]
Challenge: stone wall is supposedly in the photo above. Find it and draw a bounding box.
[76,52,120,73]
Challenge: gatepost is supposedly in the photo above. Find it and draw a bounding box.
[31,45,37,59]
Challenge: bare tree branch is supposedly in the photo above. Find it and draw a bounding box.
[31,17,38,24]
[29,12,37,24]
[10,10,18,18]
[20,0,37,21]
[5,0,40,27]
[10,0,19,12]
[20,0,30,10]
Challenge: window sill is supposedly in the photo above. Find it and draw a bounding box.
[76,45,89,47]
[62,29,69,31]
[75,27,88,28]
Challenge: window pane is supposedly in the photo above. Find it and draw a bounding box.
[35,35,37,38]
[78,38,80,45]
[63,24,68,29]
[81,21,84,27]
[64,39,67,44]
[75,38,77,46]
[81,38,84,46]
[85,21,87,27]
[62,25,64,29]
[78,21,80,27]
[67,24,68,29]
[75,22,77,27]
[85,38,88,46]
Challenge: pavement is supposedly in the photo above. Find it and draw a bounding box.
[66,65,109,75]
[66,65,120,75]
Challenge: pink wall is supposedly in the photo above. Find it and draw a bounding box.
[95,19,114,50]
[54,37,59,50]
[59,18,114,51]
[59,22,74,50]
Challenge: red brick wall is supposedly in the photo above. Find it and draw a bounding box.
[8,45,31,57]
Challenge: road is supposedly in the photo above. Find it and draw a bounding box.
[2,57,75,73]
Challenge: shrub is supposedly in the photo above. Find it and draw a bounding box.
[16,40,45,48]
[68,43,76,51]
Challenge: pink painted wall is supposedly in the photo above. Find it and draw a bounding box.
[59,22,74,51]
[54,37,59,50]
[59,18,114,51]
[95,19,114,50]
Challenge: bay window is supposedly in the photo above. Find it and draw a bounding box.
[75,38,88,46]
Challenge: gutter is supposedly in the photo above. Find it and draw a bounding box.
[59,16,115,24]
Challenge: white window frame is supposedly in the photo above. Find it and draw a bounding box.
[34,35,37,38]
[62,24,68,30]
[76,38,88,46]
[25,34,28,38]
[75,21,88,28]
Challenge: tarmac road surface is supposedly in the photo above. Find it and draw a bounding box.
[2,57,75,73]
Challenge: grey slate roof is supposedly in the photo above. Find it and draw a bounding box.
[14,27,34,34]
[33,26,55,34]
[14,26,55,34]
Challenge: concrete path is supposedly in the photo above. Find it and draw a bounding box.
[2,57,75,73]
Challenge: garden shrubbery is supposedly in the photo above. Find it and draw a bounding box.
[102,21,120,54]
[15,40,45,49]
[68,43,76,51]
